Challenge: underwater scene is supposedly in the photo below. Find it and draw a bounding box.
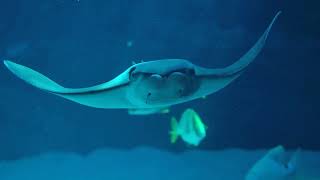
[0,0,319,179]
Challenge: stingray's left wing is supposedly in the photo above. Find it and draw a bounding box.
[4,60,136,109]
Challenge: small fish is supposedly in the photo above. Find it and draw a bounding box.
[169,108,207,146]
[126,40,134,47]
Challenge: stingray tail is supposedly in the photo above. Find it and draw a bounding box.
[3,60,66,93]
[222,11,282,76]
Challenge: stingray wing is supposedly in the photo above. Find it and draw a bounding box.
[191,12,281,99]
[195,11,281,78]
[4,60,135,109]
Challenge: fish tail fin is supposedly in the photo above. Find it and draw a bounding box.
[3,60,65,93]
[169,117,179,144]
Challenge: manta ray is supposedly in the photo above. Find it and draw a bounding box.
[4,12,281,113]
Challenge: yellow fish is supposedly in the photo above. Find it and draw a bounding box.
[170,108,207,146]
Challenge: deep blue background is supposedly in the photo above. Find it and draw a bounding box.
[0,0,319,160]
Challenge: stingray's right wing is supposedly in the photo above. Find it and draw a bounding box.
[4,60,136,109]
[191,11,281,99]
[195,11,281,77]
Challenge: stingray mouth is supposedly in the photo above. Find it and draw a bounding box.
[144,90,185,105]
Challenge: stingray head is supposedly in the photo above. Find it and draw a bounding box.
[127,59,200,107]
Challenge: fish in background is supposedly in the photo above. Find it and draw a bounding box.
[170,108,207,146]
[246,145,300,180]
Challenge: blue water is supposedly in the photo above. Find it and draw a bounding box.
[0,0,319,179]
